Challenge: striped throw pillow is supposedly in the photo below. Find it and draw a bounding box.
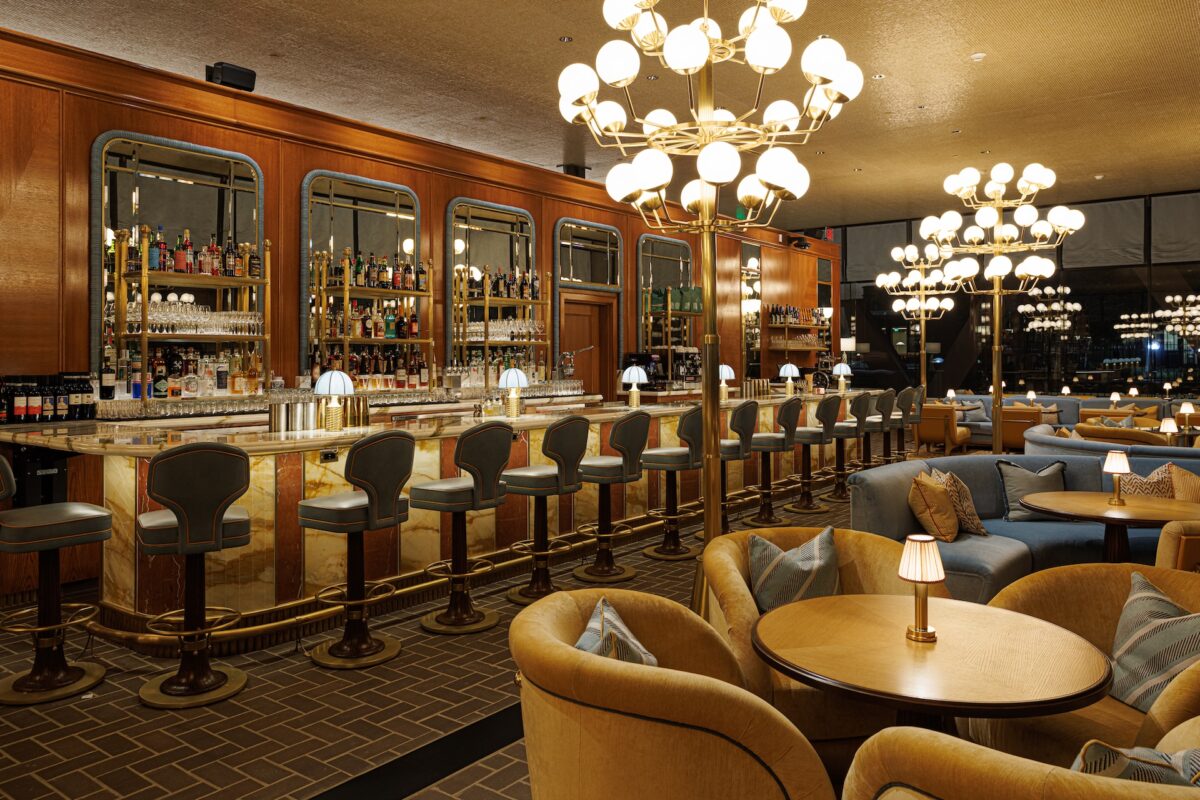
[1123,464,1175,499]
[1072,740,1200,786]
[1111,573,1200,712]
[574,597,657,666]
[748,528,839,613]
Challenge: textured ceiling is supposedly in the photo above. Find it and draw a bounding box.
[3,0,1199,229]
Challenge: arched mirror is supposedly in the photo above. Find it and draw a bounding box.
[637,234,696,386]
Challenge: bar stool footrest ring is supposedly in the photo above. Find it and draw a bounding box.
[144,606,242,639]
[509,538,573,558]
[0,603,100,639]
[314,581,398,609]
[424,558,495,581]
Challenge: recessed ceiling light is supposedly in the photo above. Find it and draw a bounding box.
[969,52,987,62]
[853,168,863,173]
[646,74,659,81]
[951,129,961,135]
[917,104,926,109]
[1094,174,1105,180]
[815,150,825,155]
[980,149,990,154]
[872,73,885,80]
[559,35,573,43]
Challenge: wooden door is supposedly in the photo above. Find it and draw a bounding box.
[561,292,617,400]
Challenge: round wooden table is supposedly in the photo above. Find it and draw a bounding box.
[752,594,1111,729]
[1020,490,1200,563]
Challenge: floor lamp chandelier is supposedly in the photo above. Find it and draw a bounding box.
[556,0,863,601]
[875,242,957,388]
[919,162,1085,454]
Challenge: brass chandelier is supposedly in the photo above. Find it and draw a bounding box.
[875,243,957,388]
[1018,285,1082,333]
[1159,295,1200,345]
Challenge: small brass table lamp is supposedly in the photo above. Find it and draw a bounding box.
[1104,450,1131,506]
[1109,391,1121,408]
[622,365,648,409]
[779,363,800,397]
[314,369,354,432]
[719,364,735,402]
[946,389,956,402]
[1160,417,1179,447]
[831,362,851,394]
[1181,401,1196,434]
[499,367,529,418]
[899,534,945,643]
[1061,385,1071,396]
[1129,387,1139,398]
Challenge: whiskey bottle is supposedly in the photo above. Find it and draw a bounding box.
[403,260,415,291]
[224,236,238,277]
[248,243,262,278]
[415,260,427,292]
[373,305,386,339]
[408,303,420,338]
[100,339,116,400]
[367,254,378,288]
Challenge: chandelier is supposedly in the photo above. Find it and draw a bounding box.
[1018,285,1082,333]
[1116,312,1159,340]
[558,0,863,233]
[874,243,956,388]
[1158,295,1200,344]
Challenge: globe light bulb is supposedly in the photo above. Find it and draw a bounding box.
[984,180,1005,200]
[663,24,710,74]
[991,162,1015,183]
[1068,209,1086,231]
[454,238,467,255]
[974,206,1000,229]
[904,244,919,261]
[746,25,793,74]
[777,161,811,200]
[984,255,1013,279]
[558,63,600,104]
[641,107,678,136]
[768,0,808,24]
[632,148,673,192]
[402,238,415,256]
[825,60,864,102]
[635,190,664,211]
[940,210,963,231]
[603,0,642,31]
[941,298,955,310]
[738,5,777,36]
[697,141,741,185]
[763,99,801,132]
[943,174,963,196]
[963,225,985,244]
[925,297,939,311]
[800,36,846,84]
[892,298,905,312]
[593,100,628,133]
[906,297,920,312]
[736,174,769,208]
[890,246,905,262]
[888,271,901,285]
[756,147,799,188]
[1013,203,1038,227]
[712,108,737,124]
[802,85,836,119]
[925,243,940,262]
[1047,205,1071,229]
[959,167,982,190]
[957,257,980,279]
[1030,219,1053,240]
[680,179,705,214]
[918,216,940,240]
[605,162,641,203]
[596,40,641,87]
[559,97,588,124]
[631,11,667,49]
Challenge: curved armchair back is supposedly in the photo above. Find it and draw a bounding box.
[510,588,835,800]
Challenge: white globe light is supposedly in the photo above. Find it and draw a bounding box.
[632,148,673,192]
[559,97,587,124]
[712,108,737,124]
[596,40,641,87]
[802,85,836,119]
[974,206,1000,229]
[940,210,963,231]
[941,298,955,310]
[800,36,846,84]
[736,174,769,208]
[892,298,905,312]
[605,162,641,203]
[696,141,740,185]
[603,0,641,31]
[680,179,705,214]
[1030,219,1053,240]
[1040,167,1057,189]
[1047,205,1071,229]
[738,6,778,36]
[402,238,414,255]
[888,271,901,285]
[756,147,799,188]
[959,167,982,189]
[1015,256,1038,278]
[768,0,808,23]
[593,100,628,133]
[641,108,678,136]
[1016,177,1033,195]
[943,174,963,196]
[890,246,905,262]
[904,244,919,262]
[763,99,801,132]
[631,11,667,49]
[663,24,710,74]
[985,255,1013,279]
[906,297,920,312]
[925,297,939,311]
[919,216,940,240]
[691,16,723,41]
[1068,209,1086,231]
[558,63,600,104]
[454,238,467,255]
[778,161,811,200]
[1013,204,1038,227]
[984,180,1005,200]
[746,25,793,74]
[635,190,664,211]
[825,60,864,102]
[963,225,985,244]
[925,243,940,262]
[958,257,981,279]
[991,162,1015,183]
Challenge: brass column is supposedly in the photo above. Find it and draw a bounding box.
[991,277,1003,455]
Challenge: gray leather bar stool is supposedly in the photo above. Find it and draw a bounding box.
[718,400,758,534]
[784,394,842,515]
[827,392,872,503]
[503,415,590,605]
[297,430,413,668]
[891,386,917,463]
[136,443,250,708]
[574,410,651,584]
[863,389,897,467]
[852,391,880,469]
[909,386,926,447]
[411,421,513,634]
[743,396,804,528]
[0,458,111,706]
[641,406,703,561]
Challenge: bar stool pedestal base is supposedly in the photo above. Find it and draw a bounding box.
[0,660,105,706]
[139,666,247,710]
[506,582,558,606]
[573,563,638,583]
[311,635,401,670]
[785,499,829,514]
[642,543,700,561]
[420,609,500,636]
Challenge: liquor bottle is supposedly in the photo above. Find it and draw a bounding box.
[100,339,116,400]
[392,257,403,290]
[54,375,69,421]
[7,377,24,424]
[381,256,393,289]
[418,353,429,389]
[355,251,366,287]
[384,302,397,339]
[127,232,140,273]
[407,352,419,389]
[403,260,415,291]
[147,227,160,271]
[183,229,194,273]
[173,235,186,273]
[229,352,245,395]
[373,305,386,339]
[152,348,168,398]
[519,270,529,301]
[0,379,8,426]
[247,355,260,396]
[40,378,56,423]
[367,254,378,288]
[249,244,262,278]
[223,236,238,277]
[415,260,427,292]
[530,270,540,301]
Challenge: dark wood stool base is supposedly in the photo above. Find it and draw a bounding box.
[573,563,638,584]
[507,582,557,606]
[140,665,247,709]
[785,443,828,514]
[420,607,500,635]
[645,471,699,561]
[311,635,401,669]
[507,496,566,606]
[576,485,636,583]
[826,439,852,503]
[642,543,700,561]
[422,512,498,635]
[745,451,784,527]
[0,660,104,706]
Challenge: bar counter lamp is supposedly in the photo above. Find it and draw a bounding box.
[779,362,800,397]
[1109,391,1121,408]
[314,369,354,432]
[719,363,735,401]
[899,533,944,643]
[622,365,648,408]
[1104,450,1131,506]
[1165,382,1173,399]
[832,362,851,393]
[1160,417,1179,447]
[499,367,529,418]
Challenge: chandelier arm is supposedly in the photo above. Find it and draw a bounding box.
[622,86,642,126]
[750,71,766,117]
[687,75,696,120]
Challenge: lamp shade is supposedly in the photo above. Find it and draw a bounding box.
[1110,392,1121,403]
[1061,386,1071,395]
[1103,450,1131,475]
[1160,418,1179,434]
[947,389,956,400]
[313,370,354,396]
[498,368,530,390]
[1182,402,1196,415]
[779,363,801,379]
[1026,390,1037,402]
[1129,387,1139,397]
[832,363,852,377]
[719,364,735,381]
[898,534,945,583]
[621,365,649,385]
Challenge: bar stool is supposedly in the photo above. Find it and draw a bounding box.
[863,389,897,467]
[891,386,917,463]
[297,430,413,668]
[827,392,873,503]
[574,410,651,584]
[504,415,590,605]
[744,396,804,528]
[411,421,513,634]
[909,386,926,447]
[0,459,111,706]
[784,394,842,515]
[136,443,250,708]
[852,391,881,469]
[718,400,759,534]
[642,406,703,561]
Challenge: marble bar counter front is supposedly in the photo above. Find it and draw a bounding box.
[0,391,860,652]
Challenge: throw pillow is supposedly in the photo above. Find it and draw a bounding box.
[1171,465,1200,503]
[1055,427,1072,439]
[995,460,1067,521]
[748,528,839,613]
[1070,429,1086,440]
[1120,415,1136,429]
[1123,464,1175,499]
[908,472,960,542]
[1111,572,1200,712]
[574,596,657,666]
[1039,403,1061,424]
[930,468,988,536]
[1097,416,1122,428]
[964,405,989,423]
[1072,740,1200,786]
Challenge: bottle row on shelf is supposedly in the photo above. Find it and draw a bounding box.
[766,305,828,327]
[313,346,432,391]
[768,334,824,350]
[101,344,268,400]
[2,374,98,425]
[119,226,263,279]
[462,264,543,301]
[320,300,422,341]
[325,247,429,293]
[444,351,547,389]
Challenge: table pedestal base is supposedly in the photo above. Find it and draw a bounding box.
[1104,522,1130,563]
[896,709,954,733]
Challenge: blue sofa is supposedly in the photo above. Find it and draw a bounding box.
[948,394,1083,445]
[1025,423,1200,461]
[848,453,1200,603]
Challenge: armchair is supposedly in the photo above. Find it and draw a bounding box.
[1157,520,1200,572]
[914,404,970,455]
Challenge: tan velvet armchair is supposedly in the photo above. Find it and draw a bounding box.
[962,564,1200,767]
[1000,407,1042,451]
[1158,520,1200,572]
[703,527,952,780]
[844,717,1200,800]
[914,404,970,455]
[509,587,835,800]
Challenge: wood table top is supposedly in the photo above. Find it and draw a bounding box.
[1021,491,1200,526]
[752,594,1112,717]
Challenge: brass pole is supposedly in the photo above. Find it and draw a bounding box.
[919,315,928,390]
[991,277,1003,454]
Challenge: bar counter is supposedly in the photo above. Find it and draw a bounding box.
[0,391,858,649]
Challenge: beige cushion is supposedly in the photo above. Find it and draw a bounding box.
[908,472,959,542]
[1172,465,1200,503]
[1124,464,1174,499]
[930,468,988,536]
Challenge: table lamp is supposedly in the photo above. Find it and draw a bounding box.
[314,369,354,432]
[622,365,648,409]
[499,367,529,418]
[831,362,851,394]
[1026,390,1037,403]
[1160,416,1179,446]
[898,534,945,643]
[1104,450,1131,506]
[1129,387,1139,398]
[719,364,735,402]
[1165,382,1173,398]
[1109,391,1121,408]
[946,389,956,402]
[780,363,801,397]
[1181,401,1196,431]
[1061,385,1071,395]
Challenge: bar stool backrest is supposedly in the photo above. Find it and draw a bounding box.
[345,429,416,529]
[145,443,250,555]
[542,415,591,493]
[677,406,704,468]
[455,421,515,507]
[0,457,13,502]
[847,392,874,434]
[610,411,651,481]
[775,397,804,449]
[814,394,842,433]
[728,401,759,459]
[912,386,926,422]
[896,386,916,424]
[874,389,896,420]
